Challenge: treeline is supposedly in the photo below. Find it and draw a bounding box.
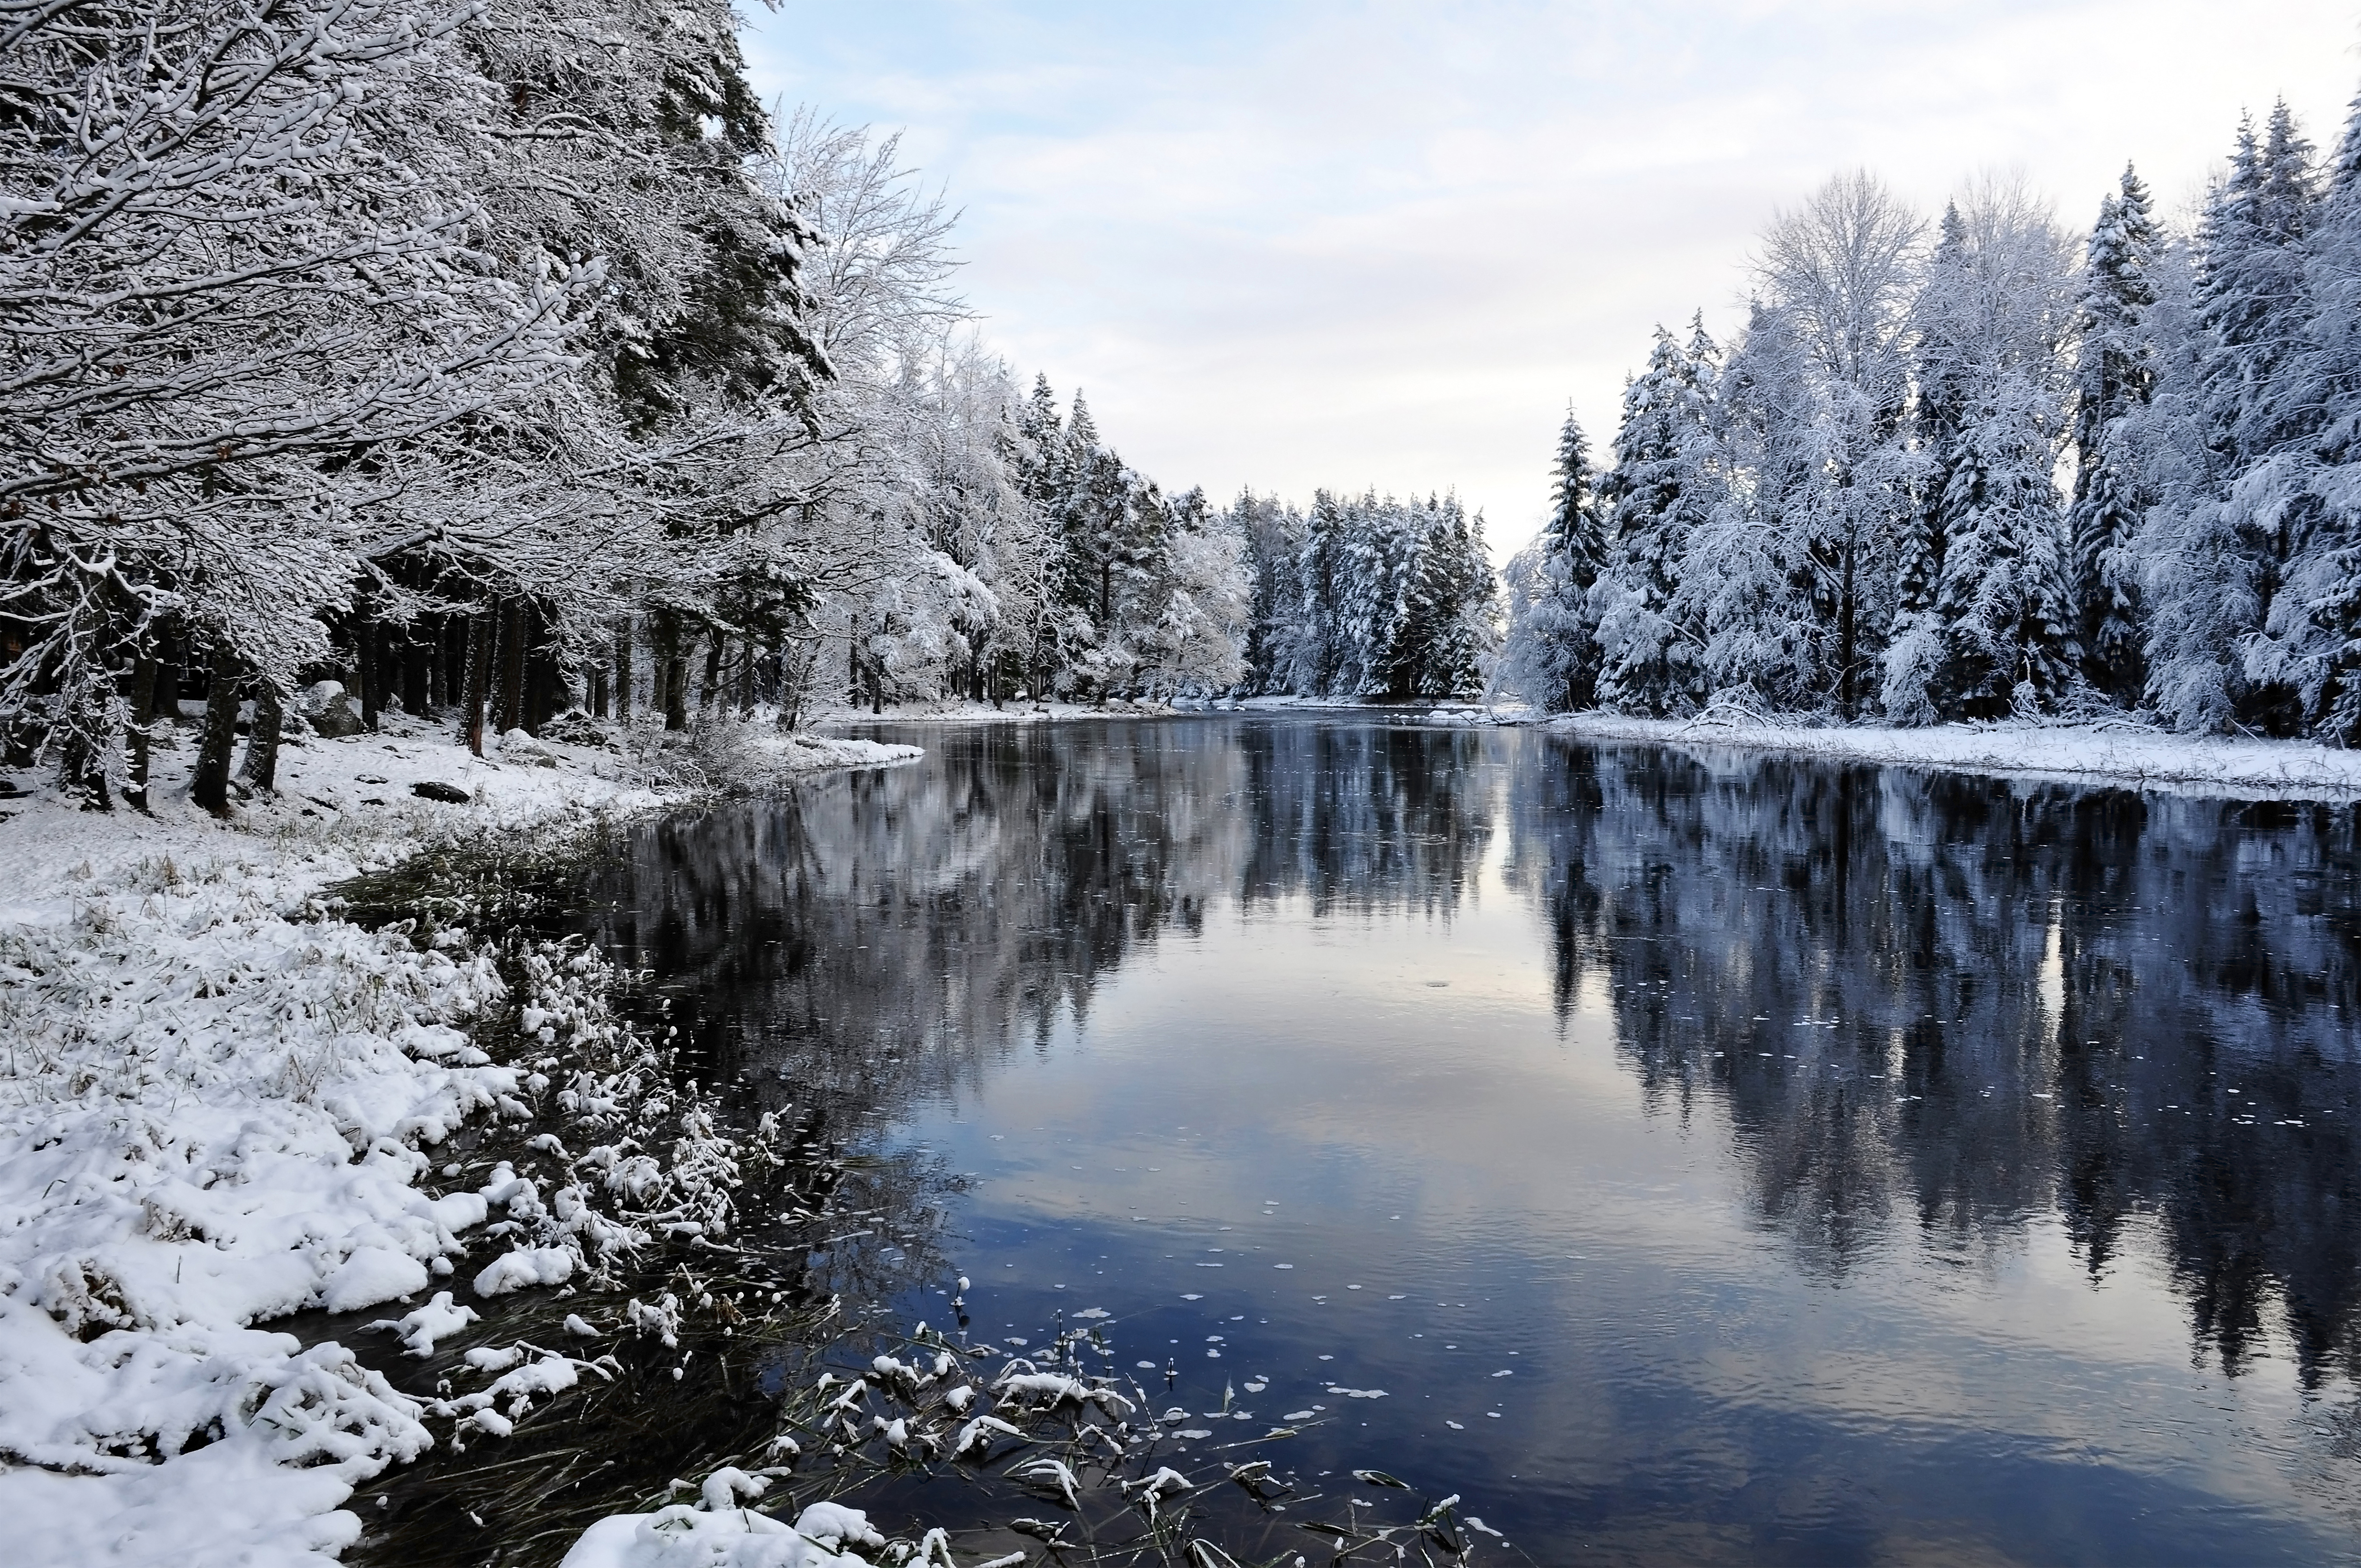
[0,0,1248,811]
[1228,490,1501,701]
[1504,81,2361,739]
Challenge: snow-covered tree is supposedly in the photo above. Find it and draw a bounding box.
[1499,411,1608,711]
[1919,179,2081,717]
[2144,103,2321,733]
[1747,171,1924,719]
[1593,326,1719,715]
[2067,167,2162,704]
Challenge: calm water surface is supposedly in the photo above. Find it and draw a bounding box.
[591,718,2361,1565]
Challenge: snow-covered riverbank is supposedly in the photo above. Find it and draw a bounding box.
[1546,712,2361,800]
[0,713,917,1568]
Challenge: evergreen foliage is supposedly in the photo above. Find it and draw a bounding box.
[1499,93,2361,745]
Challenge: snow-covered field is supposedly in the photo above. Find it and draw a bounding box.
[1548,712,2361,799]
[0,712,917,1568]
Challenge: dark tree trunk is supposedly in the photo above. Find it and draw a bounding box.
[737,638,756,720]
[191,648,243,817]
[699,632,724,711]
[240,682,284,792]
[403,632,431,717]
[442,616,464,707]
[493,599,528,736]
[123,657,158,814]
[1838,545,1858,722]
[590,662,610,719]
[611,616,634,722]
[655,613,688,731]
[460,610,492,756]
[354,585,382,730]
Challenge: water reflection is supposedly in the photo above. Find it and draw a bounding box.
[590,718,2361,1560]
[1511,746,2361,1384]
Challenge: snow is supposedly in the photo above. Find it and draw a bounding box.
[559,1498,887,1568]
[0,712,921,1568]
[1547,712,2361,800]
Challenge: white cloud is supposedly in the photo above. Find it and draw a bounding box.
[745,0,2361,551]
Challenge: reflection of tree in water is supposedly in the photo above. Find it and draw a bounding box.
[1512,738,2361,1385]
[585,716,1495,1147]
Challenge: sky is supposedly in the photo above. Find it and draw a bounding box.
[739,1,2361,554]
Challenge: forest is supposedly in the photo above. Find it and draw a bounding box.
[1502,93,2361,740]
[0,0,1283,813]
[19,1,2361,821]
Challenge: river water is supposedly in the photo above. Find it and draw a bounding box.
[587,716,2361,1565]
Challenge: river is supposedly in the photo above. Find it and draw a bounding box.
[582,715,2361,1565]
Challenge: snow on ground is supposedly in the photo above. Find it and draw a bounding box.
[0,711,917,1568]
[1548,712,2361,800]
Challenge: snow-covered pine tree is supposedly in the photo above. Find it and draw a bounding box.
[1593,328,1716,715]
[2286,90,2361,742]
[1231,492,1308,693]
[1499,411,1608,711]
[2066,167,2162,705]
[1289,492,1353,695]
[1694,305,1824,708]
[1885,203,1975,724]
[2144,104,2321,732]
[1923,180,2081,717]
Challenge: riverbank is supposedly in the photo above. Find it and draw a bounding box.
[1548,712,2361,800]
[0,711,918,1568]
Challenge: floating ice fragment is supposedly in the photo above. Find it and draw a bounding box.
[1387,1294,1406,1300]
[1445,1420,1464,1430]
[1283,1410,1316,1421]
[1175,1430,1212,1440]
[1075,1307,1111,1319]
[1244,1381,1267,1392]
[1138,1361,1159,1369]
[1180,1294,1202,1301]
[1274,1264,1294,1269]
[1491,1369,1513,1377]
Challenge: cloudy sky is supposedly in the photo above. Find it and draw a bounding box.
[740,1,2361,553]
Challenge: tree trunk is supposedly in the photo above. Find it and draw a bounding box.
[699,632,725,712]
[403,633,430,717]
[442,615,465,707]
[123,656,158,813]
[611,616,634,722]
[590,662,610,719]
[59,695,112,812]
[655,613,689,731]
[665,655,690,730]
[240,682,284,793]
[460,610,491,756]
[493,599,528,737]
[354,584,382,730]
[191,648,243,817]
[1837,544,1858,722]
[736,638,756,719]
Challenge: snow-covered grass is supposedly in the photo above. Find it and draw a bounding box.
[0,711,917,1568]
[1547,711,2361,800]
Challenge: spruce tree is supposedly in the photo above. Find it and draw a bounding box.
[2067,168,2161,704]
[2146,103,2321,732]
[1500,410,1609,711]
[1886,204,1974,723]
[1594,327,1714,715]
